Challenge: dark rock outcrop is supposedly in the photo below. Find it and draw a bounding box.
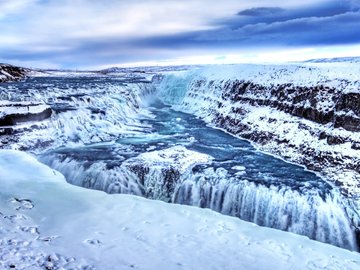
[220,80,360,132]
[0,102,52,127]
[0,64,29,83]
[126,163,180,202]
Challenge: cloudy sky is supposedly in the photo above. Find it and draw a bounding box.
[0,0,359,69]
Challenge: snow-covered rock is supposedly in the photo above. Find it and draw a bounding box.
[1,149,360,269]
[126,145,212,173]
[122,146,212,201]
[0,101,53,149]
[0,64,28,83]
[0,101,52,126]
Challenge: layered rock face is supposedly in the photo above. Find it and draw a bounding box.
[218,84,360,207]
[209,80,360,180]
[220,81,360,131]
[0,101,52,126]
[0,64,28,82]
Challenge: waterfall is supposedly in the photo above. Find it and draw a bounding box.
[40,153,358,251]
[174,168,356,250]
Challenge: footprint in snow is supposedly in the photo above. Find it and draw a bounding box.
[4,214,27,223]
[19,226,40,235]
[85,239,102,246]
[9,197,34,210]
[36,235,60,242]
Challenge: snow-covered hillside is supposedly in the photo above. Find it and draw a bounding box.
[305,56,360,63]
[0,150,359,270]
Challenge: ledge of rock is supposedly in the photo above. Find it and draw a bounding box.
[0,101,52,126]
[123,146,213,201]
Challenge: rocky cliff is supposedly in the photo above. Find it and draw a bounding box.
[158,63,360,232]
[202,79,360,195]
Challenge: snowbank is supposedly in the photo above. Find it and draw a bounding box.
[0,150,359,269]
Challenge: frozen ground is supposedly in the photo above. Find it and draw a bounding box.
[1,150,360,269]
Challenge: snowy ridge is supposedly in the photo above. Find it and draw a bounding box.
[1,150,359,269]
[100,65,202,74]
[304,57,360,63]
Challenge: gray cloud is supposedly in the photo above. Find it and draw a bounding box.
[237,7,285,16]
[1,0,359,68]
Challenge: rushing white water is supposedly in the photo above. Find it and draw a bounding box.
[41,149,357,250]
[175,169,355,250]
[0,76,155,150]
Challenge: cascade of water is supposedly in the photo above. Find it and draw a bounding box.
[41,152,357,251]
[173,168,356,250]
[40,153,144,196]
[0,76,155,149]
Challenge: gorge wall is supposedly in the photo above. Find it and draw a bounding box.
[157,63,360,230]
